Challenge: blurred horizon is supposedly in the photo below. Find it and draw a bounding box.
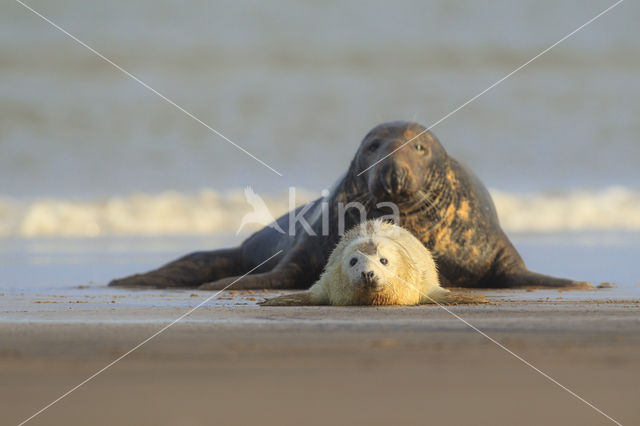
[2,0,639,237]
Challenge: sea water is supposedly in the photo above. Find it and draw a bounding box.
[2,0,639,298]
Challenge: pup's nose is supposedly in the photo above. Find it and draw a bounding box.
[361,271,375,281]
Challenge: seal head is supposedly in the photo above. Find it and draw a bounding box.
[358,121,448,208]
[330,225,427,305]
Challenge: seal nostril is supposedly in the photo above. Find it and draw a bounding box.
[396,169,407,188]
[361,271,375,281]
[380,165,394,194]
[382,163,410,195]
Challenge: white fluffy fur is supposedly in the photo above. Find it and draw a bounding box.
[262,219,490,306]
[307,220,441,305]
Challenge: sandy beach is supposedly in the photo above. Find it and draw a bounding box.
[2,288,638,426]
[4,1,640,425]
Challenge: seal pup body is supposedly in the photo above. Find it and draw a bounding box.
[110,121,589,290]
[261,220,486,306]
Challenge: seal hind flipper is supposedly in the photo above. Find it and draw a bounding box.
[496,271,593,290]
[109,247,246,289]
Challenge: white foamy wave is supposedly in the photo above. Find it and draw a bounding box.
[0,189,315,238]
[492,187,640,233]
[1,187,640,238]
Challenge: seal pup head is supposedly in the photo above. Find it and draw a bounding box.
[314,219,440,306]
[338,231,419,305]
[353,121,448,208]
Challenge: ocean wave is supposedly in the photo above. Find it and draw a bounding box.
[491,187,640,233]
[1,187,640,238]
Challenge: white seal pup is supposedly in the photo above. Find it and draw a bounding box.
[261,220,487,306]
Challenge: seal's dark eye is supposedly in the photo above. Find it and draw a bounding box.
[349,257,358,267]
[380,257,388,265]
[415,144,424,152]
[368,141,380,153]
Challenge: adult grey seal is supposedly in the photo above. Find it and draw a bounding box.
[110,121,589,291]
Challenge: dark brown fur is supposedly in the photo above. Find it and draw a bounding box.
[110,121,590,290]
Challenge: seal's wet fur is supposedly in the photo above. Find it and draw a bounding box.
[110,121,589,290]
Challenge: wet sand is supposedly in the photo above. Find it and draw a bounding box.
[1,289,639,426]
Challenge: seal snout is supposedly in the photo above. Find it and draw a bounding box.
[360,270,381,290]
[381,162,410,196]
[361,270,375,282]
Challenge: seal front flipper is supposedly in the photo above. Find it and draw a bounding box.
[496,270,592,290]
[198,264,307,290]
[261,280,329,305]
[260,291,322,306]
[420,287,489,305]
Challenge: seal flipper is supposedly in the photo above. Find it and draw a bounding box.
[496,270,592,289]
[260,291,318,306]
[109,247,245,288]
[420,287,488,305]
[199,264,306,290]
[260,280,330,306]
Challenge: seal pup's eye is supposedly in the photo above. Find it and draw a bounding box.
[367,141,380,153]
[349,257,358,267]
[380,258,388,265]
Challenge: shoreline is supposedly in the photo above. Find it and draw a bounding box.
[2,291,639,425]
